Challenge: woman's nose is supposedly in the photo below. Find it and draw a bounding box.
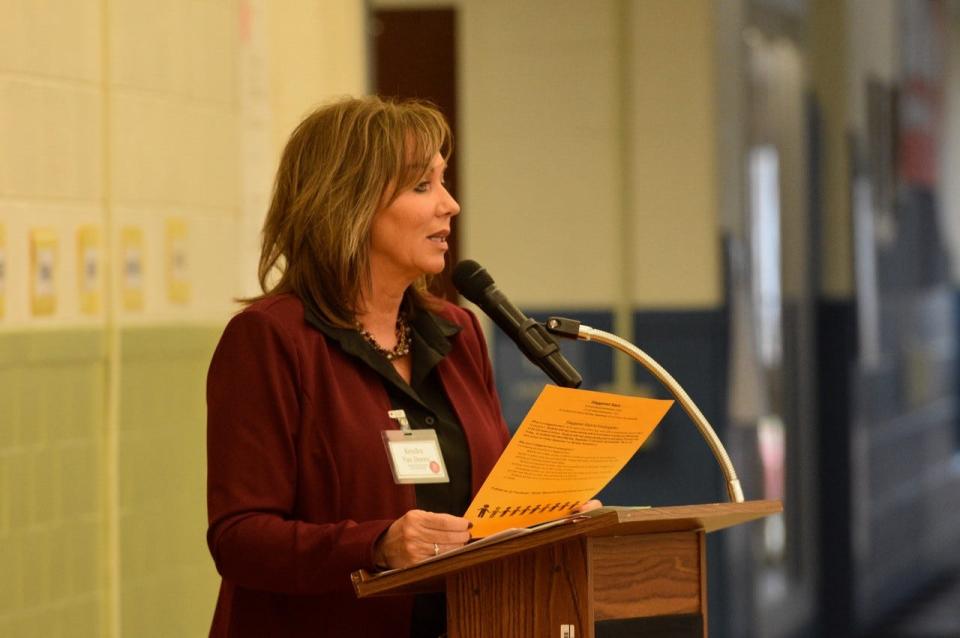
[443,188,461,216]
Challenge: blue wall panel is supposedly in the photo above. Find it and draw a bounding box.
[492,309,614,430]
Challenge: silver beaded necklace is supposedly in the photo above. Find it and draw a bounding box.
[356,315,412,361]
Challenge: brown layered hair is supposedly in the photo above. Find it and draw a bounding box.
[248,96,452,327]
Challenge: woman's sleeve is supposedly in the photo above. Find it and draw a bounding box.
[206,309,393,595]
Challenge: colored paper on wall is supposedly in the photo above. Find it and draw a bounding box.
[165,218,190,304]
[77,225,101,315]
[465,385,672,537]
[121,226,144,312]
[30,228,58,316]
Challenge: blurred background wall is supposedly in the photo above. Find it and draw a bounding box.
[2,1,960,637]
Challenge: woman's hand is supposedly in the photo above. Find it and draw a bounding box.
[374,510,472,569]
[576,499,603,513]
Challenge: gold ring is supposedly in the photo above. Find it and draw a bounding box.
[433,543,440,556]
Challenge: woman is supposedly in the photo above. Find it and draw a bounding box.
[206,96,510,637]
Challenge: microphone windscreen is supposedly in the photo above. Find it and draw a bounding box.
[452,260,494,303]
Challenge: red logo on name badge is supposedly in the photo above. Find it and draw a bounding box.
[430,461,440,474]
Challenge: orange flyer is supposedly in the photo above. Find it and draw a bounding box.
[466,385,672,537]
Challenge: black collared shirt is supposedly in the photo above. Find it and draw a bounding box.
[304,305,473,517]
[304,304,471,638]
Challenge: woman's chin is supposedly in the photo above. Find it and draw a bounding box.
[419,259,448,277]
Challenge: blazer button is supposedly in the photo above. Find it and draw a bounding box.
[425,416,435,425]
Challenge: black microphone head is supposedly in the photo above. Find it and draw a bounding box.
[452,259,495,303]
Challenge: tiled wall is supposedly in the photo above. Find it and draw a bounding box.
[118,327,221,638]
[1,3,109,636]
[0,330,106,637]
[0,2,366,636]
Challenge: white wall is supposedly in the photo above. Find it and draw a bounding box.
[458,0,623,307]
[625,0,721,308]
[375,0,724,311]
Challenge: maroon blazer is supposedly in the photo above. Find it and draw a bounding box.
[206,294,510,637]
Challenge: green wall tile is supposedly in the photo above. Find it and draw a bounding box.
[67,520,100,598]
[59,442,99,519]
[7,452,32,531]
[0,455,9,535]
[118,324,222,638]
[31,446,61,527]
[0,324,224,636]
[0,367,20,448]
[61,597,101,638]
[0,530,20,613]
[0,329,105,638]
[20,529,53,608]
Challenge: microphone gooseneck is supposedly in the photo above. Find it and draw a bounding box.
[453,260,582,388]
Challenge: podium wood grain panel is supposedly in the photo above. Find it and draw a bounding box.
[352,502,781,638]
[447,538,593,638]
[591,532,701,620]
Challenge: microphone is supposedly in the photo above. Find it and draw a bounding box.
[452,260,582,388]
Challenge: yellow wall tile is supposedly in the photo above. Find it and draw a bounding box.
[187,214,240,319]
[0,222,6,319]
[0,0,101,82]
[110,96,238,211]
[185,0,239,104]
[110,0,189,95]
[0,80,102,201]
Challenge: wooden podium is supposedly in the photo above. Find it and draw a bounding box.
[352,500,781,638]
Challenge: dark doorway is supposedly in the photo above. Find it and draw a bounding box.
[373,8,460,302]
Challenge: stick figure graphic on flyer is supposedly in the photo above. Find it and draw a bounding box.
[476,504,491,518]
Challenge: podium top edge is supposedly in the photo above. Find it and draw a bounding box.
[351,499,781,598]
[604,499,783,532]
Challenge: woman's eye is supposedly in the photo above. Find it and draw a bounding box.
[413,181,430,193]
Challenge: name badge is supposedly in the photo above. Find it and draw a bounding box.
[382,409,450,484]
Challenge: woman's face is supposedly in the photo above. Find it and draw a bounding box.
[369,152,460,287]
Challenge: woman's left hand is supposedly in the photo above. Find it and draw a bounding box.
[576,499,603,513]
[374,509,472,569]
